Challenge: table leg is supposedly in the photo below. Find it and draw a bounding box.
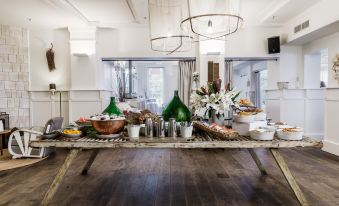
[81,149,100,175]
[270,148,309,206]
[41,149,80,206]
[248,148,267,175]
[0,134,3,156]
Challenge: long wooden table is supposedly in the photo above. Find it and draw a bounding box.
[30,136,321,206]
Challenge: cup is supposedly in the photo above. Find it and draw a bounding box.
[127,125,141,140]
[180,126,193,139]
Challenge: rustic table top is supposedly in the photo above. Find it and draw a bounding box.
[0,130,11,135]
[30,135,322,149]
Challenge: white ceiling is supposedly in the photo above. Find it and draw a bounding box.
[260,0,319,25]
[0,0,321,30]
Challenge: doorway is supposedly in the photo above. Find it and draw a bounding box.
[227,59,275,109]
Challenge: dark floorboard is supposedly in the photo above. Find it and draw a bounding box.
[0,148,339,206]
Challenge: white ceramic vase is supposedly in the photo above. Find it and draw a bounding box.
[127,125,140,140]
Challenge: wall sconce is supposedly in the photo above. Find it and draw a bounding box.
[49,83,62,117]
[49,83,56,95]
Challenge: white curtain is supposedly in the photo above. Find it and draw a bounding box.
[178,60,196,106]
[225,60,233,90]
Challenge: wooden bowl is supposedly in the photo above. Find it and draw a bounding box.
[91,119,125,135]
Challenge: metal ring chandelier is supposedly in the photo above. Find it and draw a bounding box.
[148,0,194,54]
[181,0,243,41]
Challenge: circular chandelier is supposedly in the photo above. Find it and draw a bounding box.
[181,0,244,41]
[148,0,193,54]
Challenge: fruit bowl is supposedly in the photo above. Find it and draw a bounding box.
[62,129,82,140]
[91,119,126,135]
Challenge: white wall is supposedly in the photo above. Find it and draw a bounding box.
[279,46,303,89]
[267,60,280,89]
[98,27,196,58]
[303,31,339,88]
[304,53,321,89]
[282,0,339,43]
[29,25,198,126]
[29,28,70,91]
[300,31,339,155]
[225,27,280,58]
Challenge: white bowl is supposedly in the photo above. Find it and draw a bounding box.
[277,128,303,141]
[269,123,293,130]
[234,114,255,123]
[254,112,267,121]
[250,129,275,141]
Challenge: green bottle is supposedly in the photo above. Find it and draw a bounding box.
[162,90,191,122]
[102,97,122,115]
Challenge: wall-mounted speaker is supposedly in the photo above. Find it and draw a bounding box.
[268,36,280,54]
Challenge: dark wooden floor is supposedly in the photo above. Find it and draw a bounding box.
[0,148,339,206]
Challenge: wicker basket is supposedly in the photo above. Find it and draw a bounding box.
[193,121,239,140]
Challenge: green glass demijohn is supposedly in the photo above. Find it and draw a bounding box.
[102,97,122,115]
[162,90,191,122]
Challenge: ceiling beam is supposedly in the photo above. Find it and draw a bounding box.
[126,0,139,23]
[51,0,99,26]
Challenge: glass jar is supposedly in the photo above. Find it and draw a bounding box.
[162,90,191,122]
[102,97,122,115]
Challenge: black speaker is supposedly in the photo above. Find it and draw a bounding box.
[268,36,280,54]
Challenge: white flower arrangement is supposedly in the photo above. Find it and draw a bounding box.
[332,54,339,84]
[190,80,240,118]
[192,72,200,82]
[333,54,339,72]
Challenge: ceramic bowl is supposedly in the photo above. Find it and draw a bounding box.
[250,128,275,141]
[91,119,125,135]
[276,128,303,141]
[62,133,81,138]
[234,114,255,123]
[254,112,267,121]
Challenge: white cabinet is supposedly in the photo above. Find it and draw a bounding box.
[266,89,324,139]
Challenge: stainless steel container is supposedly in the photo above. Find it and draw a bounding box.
[168,118,176,137]
[145,117,153,138]
[158,117,165,137]
[153,122,159,137]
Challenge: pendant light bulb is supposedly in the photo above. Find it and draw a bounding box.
[207,20,213,34]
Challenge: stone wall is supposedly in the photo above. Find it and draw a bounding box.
[0,25,30,128]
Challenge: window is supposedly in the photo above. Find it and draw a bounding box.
[320,49,328,87]
[259,70,268,109]
[148,68,164,106]
[107,60,179,114]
